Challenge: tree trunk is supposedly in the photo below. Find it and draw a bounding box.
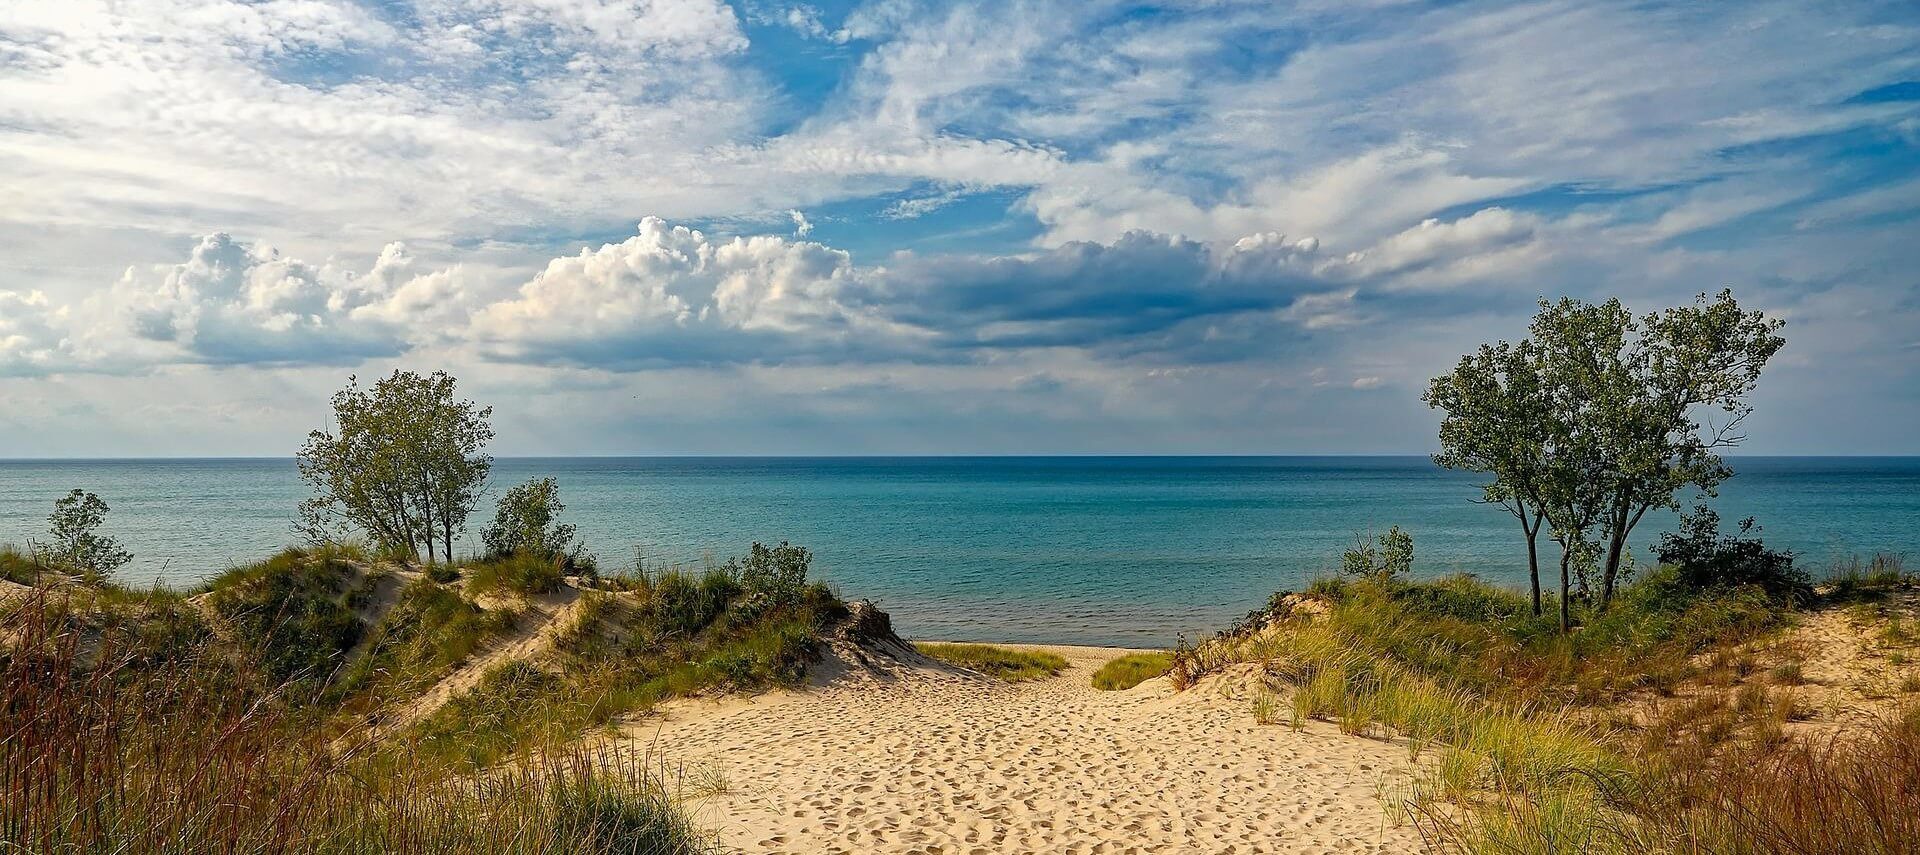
[1525,513,1543,617]
[1600,522,1627,609]
[1558,546,1572,634]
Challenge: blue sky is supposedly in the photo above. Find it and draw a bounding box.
[1,0,1917,456]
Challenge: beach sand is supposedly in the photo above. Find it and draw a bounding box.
[620,642,1429,854]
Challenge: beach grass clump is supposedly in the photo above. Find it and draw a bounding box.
[0,590,720,855]
[916,642,1067,682]
[0,544,48,585]
[466,550,568,598]
[1825,553,1914,598]
[1091,651,1175,690]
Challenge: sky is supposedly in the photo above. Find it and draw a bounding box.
[1,0,1917,457]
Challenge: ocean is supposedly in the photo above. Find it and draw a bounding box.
[1,456,1914,647]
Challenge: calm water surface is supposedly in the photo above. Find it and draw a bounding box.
[1,457,1914,646]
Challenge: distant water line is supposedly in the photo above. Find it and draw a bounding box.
[1,456,1915,647]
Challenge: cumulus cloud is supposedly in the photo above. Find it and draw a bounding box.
[470,218,907,368]
[0,291,68,377]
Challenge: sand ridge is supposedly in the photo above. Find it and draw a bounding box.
[625,642,1428,854]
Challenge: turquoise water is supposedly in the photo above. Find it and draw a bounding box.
[1,457,1915,646]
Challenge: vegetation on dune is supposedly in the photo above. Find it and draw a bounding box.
[202,546,367,689]
[0,591,720,855]
[916,642,1067,682]
[412,545,848,770]
[465,550,570,598]
[1182,519,1920,854]
[1091,651,1174,690]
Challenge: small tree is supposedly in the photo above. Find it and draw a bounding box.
[1427,339,1551,615]
[737,541,811,602]
[1341,526,1413,583]
[46,489,132,579]
[481,477,577,559]
[298,370,493,562]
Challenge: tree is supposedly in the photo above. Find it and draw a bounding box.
[1341,526,1413,583]
[1426,339,1552,615]
[46,489,132,579]
[1555,290,1785,608]
[481,477,577,559]
[297,370,493,563]
[1430,291,1784,629]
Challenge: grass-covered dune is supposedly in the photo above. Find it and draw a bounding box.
[0,540,864,854]
[1171,554,1920,853]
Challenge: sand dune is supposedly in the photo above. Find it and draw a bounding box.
[623,642,1428,854]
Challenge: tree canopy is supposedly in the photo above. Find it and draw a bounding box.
[297,370,494,563]
[1428,290,1785,628]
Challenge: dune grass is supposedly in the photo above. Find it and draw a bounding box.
[465,550,568,598]
[410,565,848,770]
[1091,651,1174,690]
[0,588,720,855]
[916,642,1067,682]
[1181,561,1920,854]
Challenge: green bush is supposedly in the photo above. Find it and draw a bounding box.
[204,548,363,687]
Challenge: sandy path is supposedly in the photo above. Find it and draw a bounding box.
[624,643,1427,854]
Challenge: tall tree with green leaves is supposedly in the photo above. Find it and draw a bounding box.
[1426,338,1552,615]
[297,370,493,562]
[1583,290,1785,607]
[1431,291,1784,628]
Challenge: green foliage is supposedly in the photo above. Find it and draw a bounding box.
[298,369,494,564]
[482,477,578,560]
[338,578,514,701]
[45,489,132,579]
[1,593,718,854]
[0,544,46,584]
[1655,505,1811,604]
[915,642,1067,682]
[467,551,567,598]
[1091,652,1174,690]
[416,545,845,770]
[736,541,810,603]
[204,548,364,687]
[1428,290,1788,617]
[1341,525,1414,582]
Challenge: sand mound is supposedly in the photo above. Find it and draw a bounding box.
[627,642,1426,854]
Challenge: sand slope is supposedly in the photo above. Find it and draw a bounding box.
[625,643,1427,854]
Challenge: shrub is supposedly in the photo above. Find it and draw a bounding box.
[482,477,578,560]
[916,643,1066,682]
[1342,525,1414,583]
[1655,505,1811,605]
[1091,652,1175,690]
[737,541,811,603]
